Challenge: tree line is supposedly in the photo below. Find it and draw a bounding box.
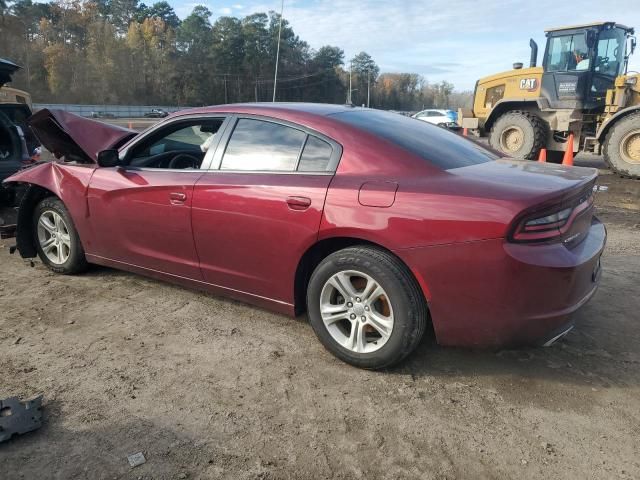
[0,0,472,109]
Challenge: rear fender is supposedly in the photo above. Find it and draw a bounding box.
[4,162,95,258]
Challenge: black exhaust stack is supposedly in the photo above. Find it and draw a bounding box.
[529,39,538,67]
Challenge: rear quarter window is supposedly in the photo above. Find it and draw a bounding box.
[331,109,497,169]
[298,136,333,172]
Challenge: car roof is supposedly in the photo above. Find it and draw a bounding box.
[176,102,358,118]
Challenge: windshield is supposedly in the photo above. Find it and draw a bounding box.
[331,109,497,170]
[595,28,626,77]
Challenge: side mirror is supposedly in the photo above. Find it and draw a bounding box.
[631,37,637,55]
[97,149,120,167]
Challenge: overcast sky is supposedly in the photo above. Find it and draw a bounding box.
[171,0,640,91]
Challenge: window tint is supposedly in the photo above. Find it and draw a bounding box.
[298,136,333,172]
[221,119,306,171]
[332,109,496,170]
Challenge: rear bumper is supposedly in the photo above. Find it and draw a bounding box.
[395,217,606,348]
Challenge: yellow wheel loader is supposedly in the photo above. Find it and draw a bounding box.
[458,22,640,177]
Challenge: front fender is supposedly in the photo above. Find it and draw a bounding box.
[4,162,96,258]
[596,105,640,142]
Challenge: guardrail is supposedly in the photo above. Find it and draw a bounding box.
[32,103,187,118]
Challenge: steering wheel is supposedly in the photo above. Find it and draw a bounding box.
[168,153,200,169]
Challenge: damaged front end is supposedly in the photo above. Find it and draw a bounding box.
[2,109,138,254]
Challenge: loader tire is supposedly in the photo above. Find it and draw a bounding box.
[603,112,640,178]
[489,111,546,160]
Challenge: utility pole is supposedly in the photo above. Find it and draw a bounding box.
[367,70,370,108]
[347,61,352,104]
[272,0,284,102]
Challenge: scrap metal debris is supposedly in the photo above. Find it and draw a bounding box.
[127,451,146,468]
[0,395,43,443]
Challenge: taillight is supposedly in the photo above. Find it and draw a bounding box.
[509,189,594,243]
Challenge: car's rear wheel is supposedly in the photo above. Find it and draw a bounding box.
[306,246,427,369]
[33,197,87,274]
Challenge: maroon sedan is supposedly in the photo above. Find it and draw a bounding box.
[4,104,605,369]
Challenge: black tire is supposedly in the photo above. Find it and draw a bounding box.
[306,246,428,369]
[33,197,88,274]
[603,112,640,178]
[489,110,546,160]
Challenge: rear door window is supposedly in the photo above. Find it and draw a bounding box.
[221,118,306,171]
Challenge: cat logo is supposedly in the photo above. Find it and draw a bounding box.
[519,78,538,91]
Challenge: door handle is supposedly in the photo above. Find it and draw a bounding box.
[169,192,187,204]
[286,196,312,211]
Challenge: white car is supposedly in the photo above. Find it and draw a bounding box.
[412,109,459,130]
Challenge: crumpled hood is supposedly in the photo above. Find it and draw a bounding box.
[28,108,137,162]
[0,58,21,88]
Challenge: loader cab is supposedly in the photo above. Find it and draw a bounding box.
[541,22,634,111]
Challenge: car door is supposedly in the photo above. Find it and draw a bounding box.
[192,115,341,305]
[86,115,230,279]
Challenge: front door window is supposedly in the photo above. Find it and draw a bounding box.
[126,119,225,169]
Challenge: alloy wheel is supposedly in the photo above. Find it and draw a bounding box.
[37,210,71,265]
[319,270,394,354]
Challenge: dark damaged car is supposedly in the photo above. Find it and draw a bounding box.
[0,58,38,205]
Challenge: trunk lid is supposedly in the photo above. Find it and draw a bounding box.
[28,108,137,163]
[451,159,598,244]
[447,159,598,248]
[449,159,598,205]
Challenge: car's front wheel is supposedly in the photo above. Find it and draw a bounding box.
[33,197,87,274]
[306,246,428,369]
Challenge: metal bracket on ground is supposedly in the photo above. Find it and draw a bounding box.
[0,395,44,443]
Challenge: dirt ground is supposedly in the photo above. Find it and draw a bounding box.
[1,155,639,480]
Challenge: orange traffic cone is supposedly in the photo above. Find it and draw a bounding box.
[562,134,574,166]
[463,128,468,137]
[538,148,547,162]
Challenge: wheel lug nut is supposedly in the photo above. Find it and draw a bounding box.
[350,314,356,320]
[365,306,369,311]
[347,302,353,308]
[356,297,361,302]
[361,316,366,321]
